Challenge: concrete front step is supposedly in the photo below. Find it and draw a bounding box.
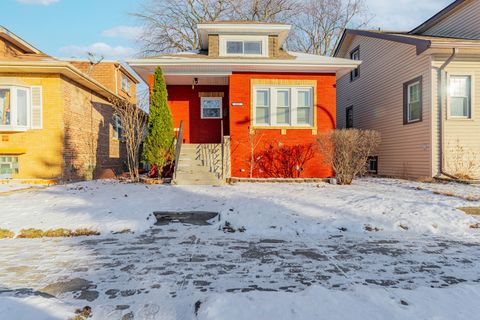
[174,143,223,185]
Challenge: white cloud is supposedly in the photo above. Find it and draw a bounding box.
[101,26,144,41]
[365,0,453,31]
[16,0,60,5]
[59,42,136,60]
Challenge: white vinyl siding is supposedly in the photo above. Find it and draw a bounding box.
[336,35,432,178]
[254,86,313,127]
[431,59,480,178]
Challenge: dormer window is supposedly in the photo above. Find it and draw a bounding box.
[219,35,268,57]
[226,40,262,55]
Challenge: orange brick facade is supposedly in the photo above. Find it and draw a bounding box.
[154,71,337,178]
[229,72,336,178]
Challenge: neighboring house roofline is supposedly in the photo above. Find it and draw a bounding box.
[0,25,43,55]
[334,29,480,57]
[0,60,124,101]
[409,0,469,35]
[61,58,141,84]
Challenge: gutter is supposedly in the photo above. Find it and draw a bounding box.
[437,48,459,179]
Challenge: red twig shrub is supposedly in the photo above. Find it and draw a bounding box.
[255,142,316,178]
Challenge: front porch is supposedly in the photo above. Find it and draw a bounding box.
[162,75,232,185]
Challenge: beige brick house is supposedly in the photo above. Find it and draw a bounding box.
[335,0,480,179]
[0,26,140,182]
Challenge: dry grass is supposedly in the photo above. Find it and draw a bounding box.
[72,228,100,237]
[17,228,45,238]
[0,229,15,239]
[458,207,480,215]
[17,228,99,239]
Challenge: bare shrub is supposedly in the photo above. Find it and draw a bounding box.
[255,141,316,178]
[318,129,381,185]
[447,139,480,180]
[109,97,148,182]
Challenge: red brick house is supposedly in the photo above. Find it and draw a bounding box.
[128,22,359,184]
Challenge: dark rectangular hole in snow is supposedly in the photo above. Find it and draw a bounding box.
[153,211,219,225]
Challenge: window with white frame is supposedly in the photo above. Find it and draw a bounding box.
[403,77,422,124]
[201,97,222,119]
[121,73,131,94]
[449,75,472,118]
[253,86,314,126]
[0,86,31,130]
[220,35,268,57]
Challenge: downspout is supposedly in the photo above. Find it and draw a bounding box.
[437,48,459,179]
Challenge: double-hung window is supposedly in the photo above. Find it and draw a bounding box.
[0,86,32,131]
[201,97,222,119]
[449,75,472,118]
[254,86,314,127]
[112,114,123,140]
[121,74,131,94]
[403,76,422,124]
[350,47,360,81]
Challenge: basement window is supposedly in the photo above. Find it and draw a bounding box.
[0,156,19,178]
[367,156,378,174]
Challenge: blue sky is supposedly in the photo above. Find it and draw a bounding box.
[2,0,453,61]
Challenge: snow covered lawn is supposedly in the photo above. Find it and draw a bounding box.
[1,178,480,319]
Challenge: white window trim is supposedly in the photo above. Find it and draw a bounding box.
[447,72,475,120]
[253,85,314,127]
[407,81,421,123]
[200,97,223,119]
[0,85,31,132]
[219,35,268,58]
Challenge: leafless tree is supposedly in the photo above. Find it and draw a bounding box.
[288,0,371,56]
[230,0,296,22]
[133,0,232,55]
[134,0,370,56]
[109,97,148,182]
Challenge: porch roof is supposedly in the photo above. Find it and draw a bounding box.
[126,51,360,84]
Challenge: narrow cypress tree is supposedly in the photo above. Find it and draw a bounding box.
[143,66,174,177]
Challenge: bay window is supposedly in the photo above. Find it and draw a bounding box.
[449,75,472,118]
[254,86,314,127]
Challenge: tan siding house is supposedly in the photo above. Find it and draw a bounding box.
[335,0,480,179]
